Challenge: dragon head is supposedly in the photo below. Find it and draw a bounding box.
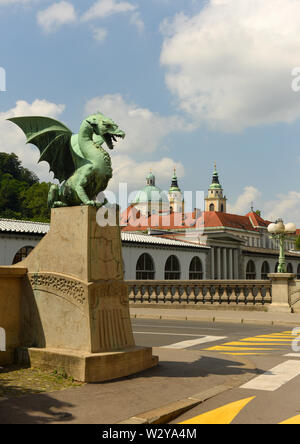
[86,113,125,150]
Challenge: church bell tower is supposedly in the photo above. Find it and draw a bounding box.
[205,164,227,213]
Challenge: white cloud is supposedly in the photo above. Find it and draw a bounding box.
[0,99,65,181]
[92,27,107,43]
[227,186,261,215]
[160,0,300,132]
[129,11,145,34]
[82,0,136,21]
[37,1,77,33]
[264,191,300,226]
[0,0,37,4]
[227,185,300,227]
[85,94,192,155]
[107,154,185,195]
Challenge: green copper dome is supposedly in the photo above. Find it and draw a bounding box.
[133,185,169,204]
[169,168,181,193]
[209,165,222,190]
[133,171,169,204]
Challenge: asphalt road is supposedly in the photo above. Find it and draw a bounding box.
[132,318,300,424]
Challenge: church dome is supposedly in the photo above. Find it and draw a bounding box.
[133,185,169,204]
[132,171,169,204]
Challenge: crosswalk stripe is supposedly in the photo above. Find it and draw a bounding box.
[280,415,300,424]
[206,346,280,351]
[241,360,300,391]
[179,397,256,425]
[162,336,227,349]
[240,338,292,342]
[284,353,300,358]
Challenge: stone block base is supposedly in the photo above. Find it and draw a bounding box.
[268,303,292,313]
[21,346,158,383]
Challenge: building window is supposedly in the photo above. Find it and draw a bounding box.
[287,263,294,274]
[189,257,203,280]
[275,262,279,273]
[297,264,300,280]
[12,246,34,265]
[246,260,256,279]
[261,261,270,279]
[209,204,215,212]
[220,204,224,213]
[136,253,155,280]
[165,255,181,280]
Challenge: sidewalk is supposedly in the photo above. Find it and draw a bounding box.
[0,347,258,424]
[130,306,300,326]
[0,306,298,424]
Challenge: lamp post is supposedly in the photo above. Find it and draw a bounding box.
[267,219,296,273]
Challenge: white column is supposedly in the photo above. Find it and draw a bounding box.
[233,249,238,279]
[217,248,221,279]
[211,247,215,280]
[228,249,233,279]
[223,248,227,279]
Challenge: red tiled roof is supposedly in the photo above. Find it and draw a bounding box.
[121,207,270,233]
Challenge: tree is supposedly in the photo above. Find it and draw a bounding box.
[295,235,300,251]
[0,152,51,222]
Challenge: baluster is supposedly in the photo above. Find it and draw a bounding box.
[255,286,263,305]
[238,286,246,305]
[203,286,212,304]
[229,285,237,304]
[220,285,228,304]
[173,285,180,304]
[246,285,254,305]
[165,285,172,304]
[181,285,191,304]
[158,285,165,304]
[213,285,220,304]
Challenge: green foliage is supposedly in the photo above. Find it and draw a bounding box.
[0,152,51,222]
[255,209,261,217]
[295,235,300,251]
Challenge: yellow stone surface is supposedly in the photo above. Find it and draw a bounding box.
[1,206,158,381]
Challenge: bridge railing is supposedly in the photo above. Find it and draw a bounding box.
[127,280,272,307]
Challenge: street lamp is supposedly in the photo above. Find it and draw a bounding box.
[268,219,296,273]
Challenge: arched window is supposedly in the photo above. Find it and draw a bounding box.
[165,255,181,280]
[136,253,155,280]
[209,204,215,212]
[189,257,203,280]
[246,260,256,279]
[261,261,270,279]
[12,246,34,265]
[220,204,224,213]
[297,264,300,280]
[275,262,279,273]
[287,263,294,274]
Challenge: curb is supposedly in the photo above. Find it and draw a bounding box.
[130,313,300,327]
[118,384,232,425]
[119,354,258,425]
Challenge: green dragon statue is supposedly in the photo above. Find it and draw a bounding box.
[8,113,125,208]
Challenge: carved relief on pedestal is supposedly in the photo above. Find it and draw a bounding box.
[29,273,86,306]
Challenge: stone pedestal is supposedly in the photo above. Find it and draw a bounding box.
[18,206,158,381]
[268,273,295,313]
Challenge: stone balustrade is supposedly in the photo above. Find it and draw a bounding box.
[127,280,272,307]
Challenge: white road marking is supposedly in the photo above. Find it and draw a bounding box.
[161,336,227,349]
[241,360,300,392]
[284,354,300,358]
[132,324,224,331]
[133,331,206,337]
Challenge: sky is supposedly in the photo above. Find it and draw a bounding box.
[1,0,300,224]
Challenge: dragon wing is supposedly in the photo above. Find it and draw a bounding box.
[8,116,74,183]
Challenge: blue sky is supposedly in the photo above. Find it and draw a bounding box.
[1,0,300,224]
